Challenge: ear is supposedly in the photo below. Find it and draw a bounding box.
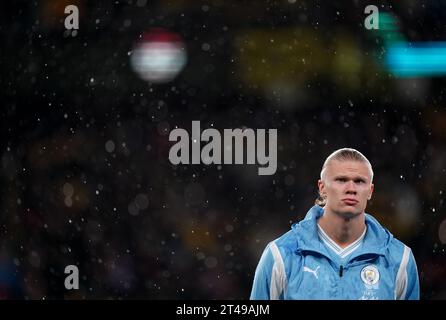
[318,179,325,196]
[368,183,374,200]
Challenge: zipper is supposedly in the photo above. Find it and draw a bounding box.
[299,249,377,279]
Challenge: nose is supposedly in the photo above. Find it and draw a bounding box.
[345,181,357,194]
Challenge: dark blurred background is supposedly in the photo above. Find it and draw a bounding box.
[1,0,446,299]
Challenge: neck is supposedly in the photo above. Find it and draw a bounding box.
[317,208,366,248]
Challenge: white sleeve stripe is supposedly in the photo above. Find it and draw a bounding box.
[395,245,410,300]
[269,242,287,300]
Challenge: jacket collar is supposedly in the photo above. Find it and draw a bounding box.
[291,205,392,259]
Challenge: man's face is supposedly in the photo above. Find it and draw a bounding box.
[318,160,374,218]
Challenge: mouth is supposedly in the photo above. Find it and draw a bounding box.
[342,199,359,206]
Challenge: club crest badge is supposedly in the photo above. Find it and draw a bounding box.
[360,265,380,285]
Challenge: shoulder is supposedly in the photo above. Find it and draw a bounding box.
[386,236,415,267]
[266,229,299,263]
[274,228,298,248]
[365,213,414,265]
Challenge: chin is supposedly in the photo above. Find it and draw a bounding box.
[335,207,363,219]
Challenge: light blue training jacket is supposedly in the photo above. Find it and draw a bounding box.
[250,205,420,300]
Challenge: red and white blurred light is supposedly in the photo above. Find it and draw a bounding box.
[130,29,187,83]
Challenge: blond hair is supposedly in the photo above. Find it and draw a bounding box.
[315,148,373,207]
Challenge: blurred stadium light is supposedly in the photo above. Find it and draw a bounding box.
[386,42,446,77]
[130,28,187,83]
[375,13,446,77]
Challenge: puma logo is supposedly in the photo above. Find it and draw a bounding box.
[303,266,320,279]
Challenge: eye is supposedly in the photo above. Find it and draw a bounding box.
[336,178,347,182]
[354,179,366,184]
